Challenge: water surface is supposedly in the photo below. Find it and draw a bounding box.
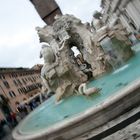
[20,44,140,134]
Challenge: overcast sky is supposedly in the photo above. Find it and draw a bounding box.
[0,0,101,68]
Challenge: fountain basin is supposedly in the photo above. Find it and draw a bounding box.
[13,45,140,140]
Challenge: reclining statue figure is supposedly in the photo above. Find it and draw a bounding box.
[40,42,87,102]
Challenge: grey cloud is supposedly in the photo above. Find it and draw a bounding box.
[0,0,100,67]
[0,37,43,68]
[56,0,101,22]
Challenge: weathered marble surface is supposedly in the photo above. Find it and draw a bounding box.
[92,11,133,69]
[40,43,87,101]
[37,14,133,101]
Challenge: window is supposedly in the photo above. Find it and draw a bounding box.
[28,77,31,81]
[23,87,27,93]
[9,91,16,98]
[22,78,26,84]
[18,88,24,94]
[32,77,36,82]
[13,80,18,87]
[31,77,34,82]
[9,74,11,78]
[19,73,22,76]
[3,81,10,88]
[18,89,21,94]
[17,79,22,86]
[0,74,5,80]
[20,88,23,93]
[24,78,28,82]
[36,83,42,88]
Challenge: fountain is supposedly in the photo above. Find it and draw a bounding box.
[12,14,140,140]
[92,11,133,70]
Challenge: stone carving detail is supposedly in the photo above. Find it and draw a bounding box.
[37,14,133,101]
[92,11,133,69]
[78,83,101,96]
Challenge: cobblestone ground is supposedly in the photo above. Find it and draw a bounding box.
[103,119,140,140]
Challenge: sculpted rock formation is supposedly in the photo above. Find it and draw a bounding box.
[40,42,87,102]
[37,14,133,101]
[92,12,133,69]
[37,14,110,77]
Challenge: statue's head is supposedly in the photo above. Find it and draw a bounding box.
[93,11,102,19]
[41,44,50,48]
[35,26,41,31]
[40,44,55,64]
[40,44,50,58]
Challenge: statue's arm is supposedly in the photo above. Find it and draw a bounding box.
[41,76,51,92]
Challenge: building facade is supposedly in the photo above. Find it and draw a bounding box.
[101,0,140,33]
[0,66,42,120]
